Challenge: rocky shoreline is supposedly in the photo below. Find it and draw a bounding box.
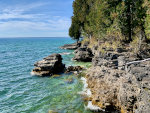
[75,41,150,113]
[32,41,150,113]
[60,42,81,50]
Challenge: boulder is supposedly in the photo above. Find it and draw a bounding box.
[73,47,93,62]
[65,66,83,73]
[118,56,126,70]
[32,54,65,77]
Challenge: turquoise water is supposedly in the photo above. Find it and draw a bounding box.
[0,38,92,113]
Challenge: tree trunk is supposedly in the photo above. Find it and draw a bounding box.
[128,4,132,42]
[77,39,79,44]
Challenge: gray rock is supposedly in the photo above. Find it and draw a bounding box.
[116,48,124,53]
[86,59,150,113]
[60,42,81,50]
[65,66,83,73]
[92,52,119,68]
[73,47,93,62]
[118,56,126,70]
[32,54,65,77]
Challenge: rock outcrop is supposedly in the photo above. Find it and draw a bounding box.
[73,47,93,62]
[32,54,65,77]
[60,42,81,50]
[65,66,83,73]
[92,52,120,68]
[86,66,125,112]
[70,41,93,62]
[85,49,150,113]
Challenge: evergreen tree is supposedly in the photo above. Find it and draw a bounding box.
[69,17,81,43]
[144,0,150,41]
[69,0,149,43]
[69,0,90,41]
[119,0,146,42]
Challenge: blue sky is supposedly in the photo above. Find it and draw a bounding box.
[0,0,74,37]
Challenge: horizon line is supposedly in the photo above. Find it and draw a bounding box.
[0,37,71,38]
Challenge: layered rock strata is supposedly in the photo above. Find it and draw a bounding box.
[65,66,83,73]
[85,51,150,113]
[32,54,65,77]
[73,42,93,62]
[60,42,81,50]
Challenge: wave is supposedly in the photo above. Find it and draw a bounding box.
[59,52,71,55]
[30,71,36,76]
[85,101,104,111]
[78,77,91,96]
[79,77,104,111]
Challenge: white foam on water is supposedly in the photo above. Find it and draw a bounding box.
[85,101,104,111]
[60,52,71,55]
[79,77,104,112]
[78,77,92,96]
[30,71,36,76]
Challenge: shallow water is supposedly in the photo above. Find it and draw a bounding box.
[0,38,92,113]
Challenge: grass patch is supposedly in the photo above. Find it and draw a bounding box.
[88,37,98,49]
[81,37,90,45]
[98,40,122,54]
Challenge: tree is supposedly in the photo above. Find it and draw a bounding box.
[69,0,88,42]
[144,0,150,41]
[69,17,81,43]
[119,0,146,42]
[69,0,148,44]
[84,0,121,39]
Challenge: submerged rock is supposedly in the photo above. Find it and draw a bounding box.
[48,110,58,113]
[32,54,65,77]
[65,77,74,84]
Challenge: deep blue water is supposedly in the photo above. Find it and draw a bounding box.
[0,38,92,113]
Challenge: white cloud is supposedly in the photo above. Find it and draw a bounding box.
[0,17,71,37]
[0,2,47,20]
[0,18,70,30]
[0,13,37,20]
[1,2,47,13]
[0,2,71,37]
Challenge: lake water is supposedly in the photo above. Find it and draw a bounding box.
[0,38,92,113]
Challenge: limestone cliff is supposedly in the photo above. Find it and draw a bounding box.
[74,39,150,113]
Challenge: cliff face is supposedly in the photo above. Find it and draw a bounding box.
[86,62,150,113]
[74,40,150,113]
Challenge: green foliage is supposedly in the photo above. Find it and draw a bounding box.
[69,0,150,44]
[69,17,81,41]
[144,0,150,40]
[85,0,112,38]
[69,0,92,41]
[118,0,147,41]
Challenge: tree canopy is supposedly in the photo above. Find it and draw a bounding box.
[69,0,150,42]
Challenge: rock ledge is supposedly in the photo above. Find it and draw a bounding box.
[32,54,65,77]
[60,42,81,50]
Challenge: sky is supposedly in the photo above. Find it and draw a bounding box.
[0,0,74,37]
